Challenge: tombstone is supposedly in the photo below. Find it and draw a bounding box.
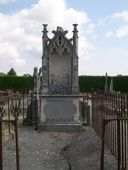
[33,67,41,94]
[25,67,40,126]
[26,94,38,127]
[37,24,81,132]
[104,72,108,92]
[109,77,114,93]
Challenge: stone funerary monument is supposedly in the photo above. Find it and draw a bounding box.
[34,24,81,131]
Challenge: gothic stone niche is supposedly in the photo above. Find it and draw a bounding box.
[41,25,79,95]
[49,32,72,94]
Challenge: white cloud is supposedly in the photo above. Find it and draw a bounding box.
[79,36,94,61]
[112,10,128,38]
[0,42,25,66]
[0,0,94,75]
[105,31,113,38]
[0,0,15,4]
[113,10,128,23]
[99,11,128,39]
[116,26,128,38]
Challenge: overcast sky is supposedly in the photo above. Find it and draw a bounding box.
[0,0,128,76]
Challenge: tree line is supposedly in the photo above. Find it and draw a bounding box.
[0,75,128,93]
[79,75,128,93]
[0,68,31,77]
[0,76,33,92]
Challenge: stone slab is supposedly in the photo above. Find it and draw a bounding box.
[38,121,83,132]
[40,96,80,124]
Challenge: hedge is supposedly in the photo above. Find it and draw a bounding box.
[79,75,128,93]
[0,76,33,92]
[114,76,128,92]
[0,75,128,93]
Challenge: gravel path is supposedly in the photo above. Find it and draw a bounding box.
[63,127,117,170]
[3,126,75,170]
[3,126,118,170]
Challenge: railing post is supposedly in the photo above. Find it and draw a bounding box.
[100,119,106,170]
[117,118,121,170]
[11,100,20,170]
[116,93,121,170]
[15,116,20,170]
[0,104,5,170]
[22,93,25,123]
[0,116,3,170]
[7,97,11,133]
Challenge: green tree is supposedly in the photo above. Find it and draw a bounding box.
[0,72,6,76]
[7,68,17,76]
[23,74,32,77]
[117,74,123,77]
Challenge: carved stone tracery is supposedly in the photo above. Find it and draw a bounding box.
[50,36,70,55]
[39,24,79,95]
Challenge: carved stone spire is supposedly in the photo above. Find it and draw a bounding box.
[42,24,48,58]
[72,24,79,94]
[41,24,49,94]
[73,24,78,57]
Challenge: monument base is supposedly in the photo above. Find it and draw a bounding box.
[38,95,81,132]
[38,121,82,132]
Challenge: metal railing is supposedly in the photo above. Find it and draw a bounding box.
[0,92,38,170]
[0,99,20,170]
[92,92,128,170]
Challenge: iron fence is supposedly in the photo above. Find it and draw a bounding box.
[0,92,38,170]
[79,93,92,126]
[92,92,128,170]
[0,98,21,170]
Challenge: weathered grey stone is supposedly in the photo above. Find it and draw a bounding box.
[33,67,41,94]
[33,25,81,131]
[44,100,75,120]
[38,123,83,132]
[39,96,79,122]
[25,95,38,126]
[39,24,79,95]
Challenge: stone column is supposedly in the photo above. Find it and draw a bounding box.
[72,24,79,94]
[41,24,49,94]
